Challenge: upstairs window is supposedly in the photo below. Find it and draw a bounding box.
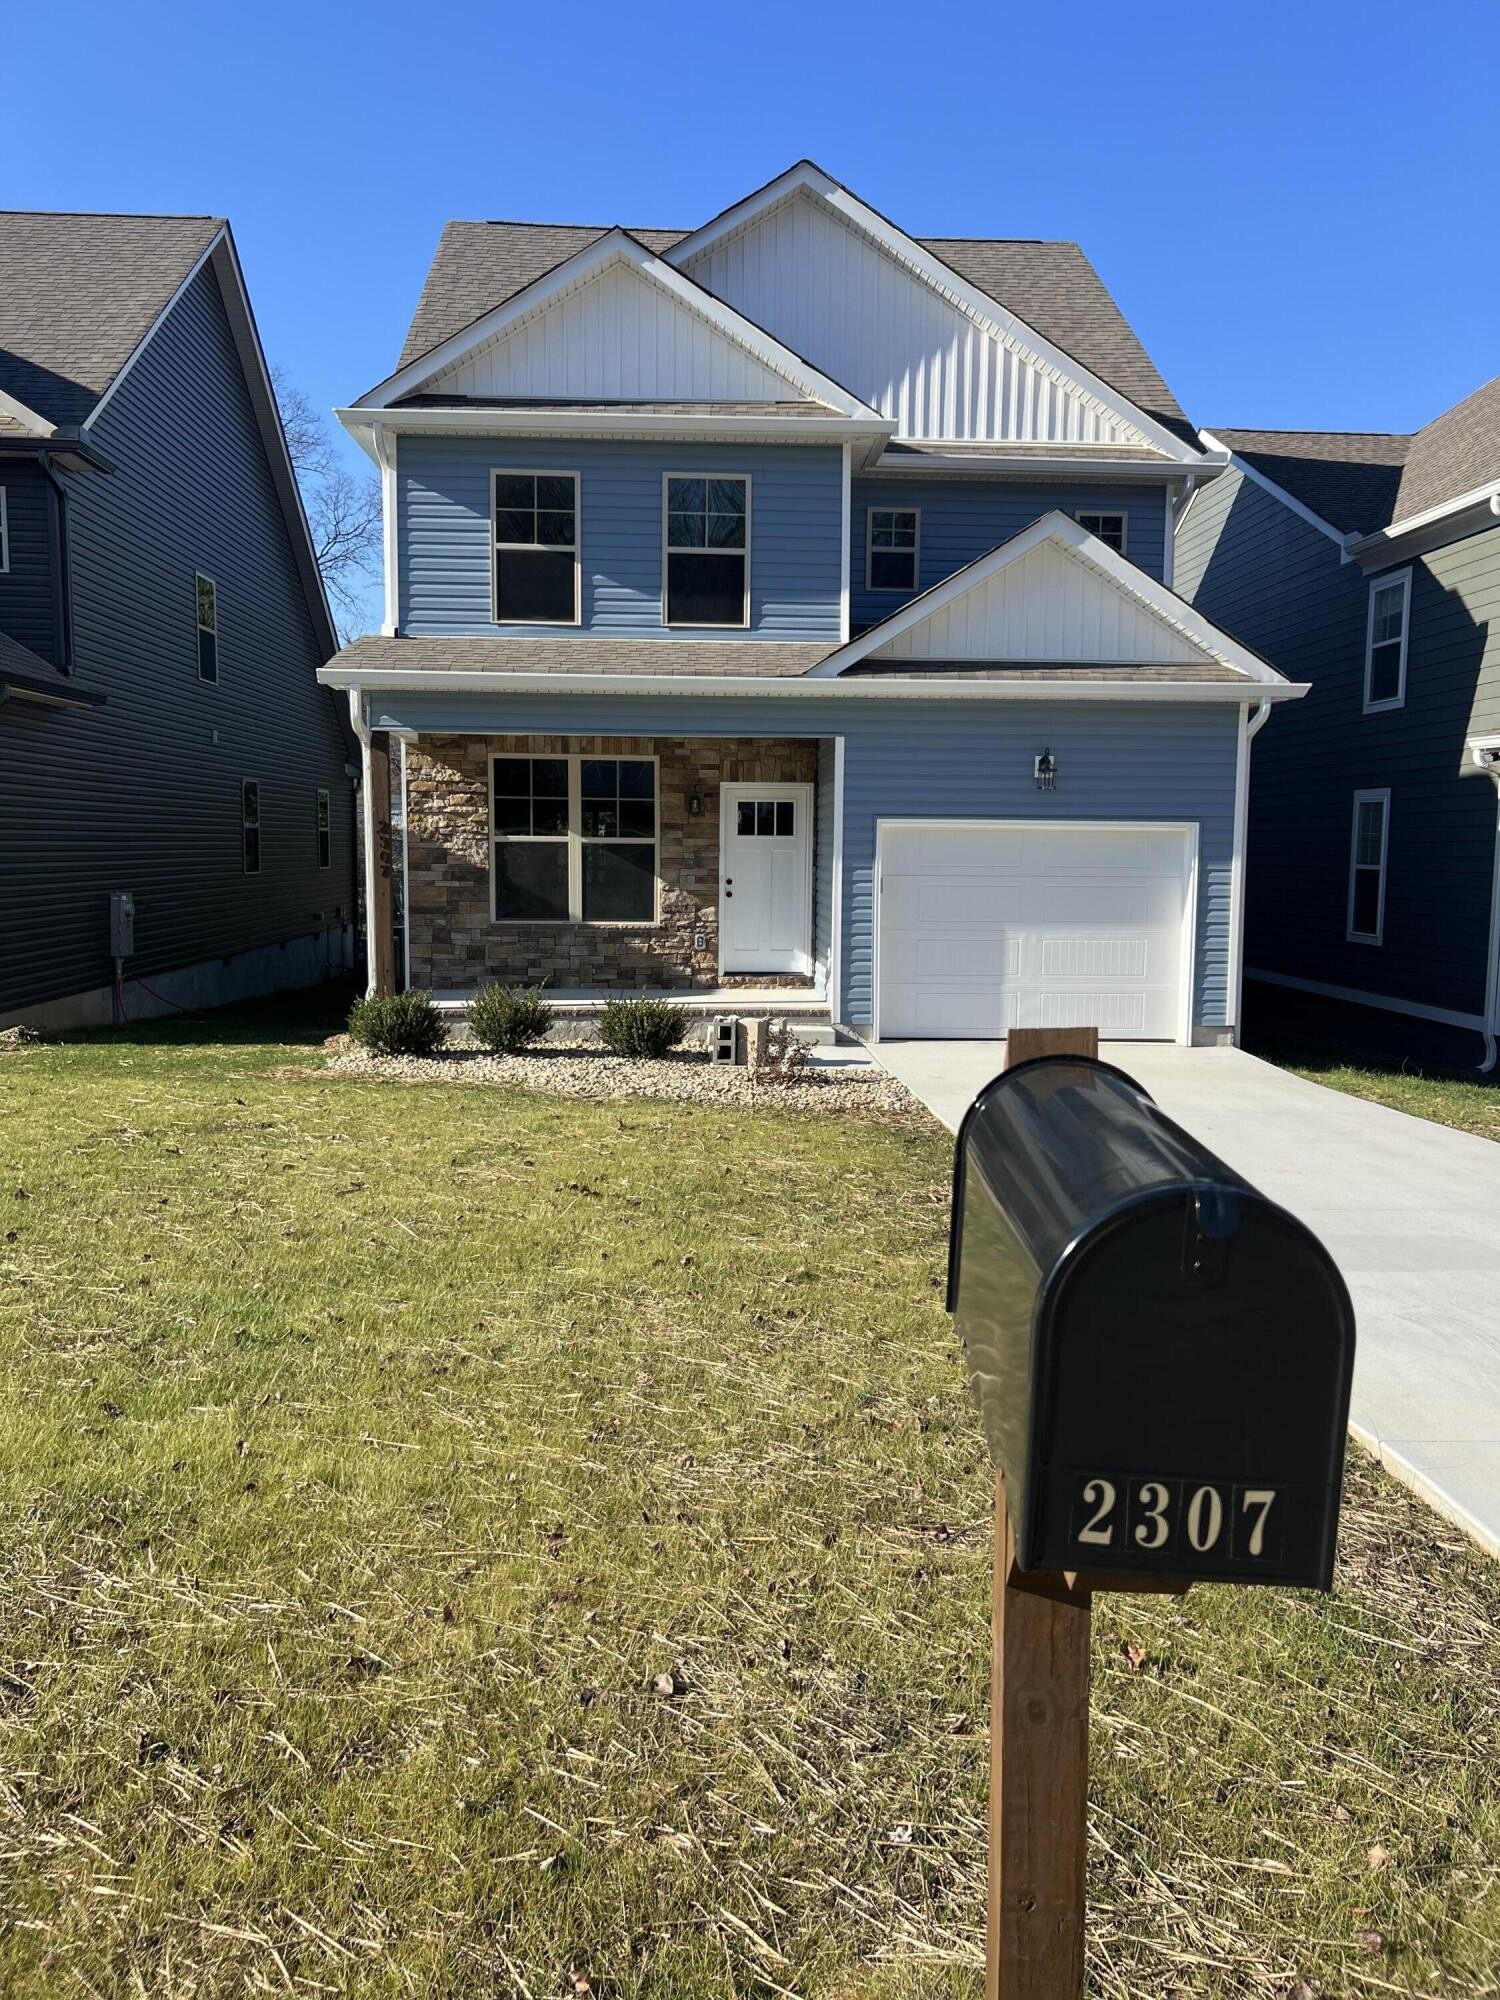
[491,754,657,924]
[665,475,748,627]
[0,487,9,573]
[1364,570,1410,711]
[316,788,331,870]
[1347,790,1389,944]
[1075,510,1127,554]
[493,471,579,624]
[242,779,261,875]
[867,507,919,592]
[196,573,218,682]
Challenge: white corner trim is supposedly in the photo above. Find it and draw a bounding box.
[828,735,846,1021]
[1198,430,1356,554]
[355,228,884,422]
[373,424,399,636]
[807,509,1287,683]
[669,163,1207,466]
[400,735,412,993]
[839,442,852,642]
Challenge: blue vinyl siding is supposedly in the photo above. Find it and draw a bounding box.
[368,686,1238,1031]
[0,262,353,1015]
[399,437,843,641]
[850,478,1168,629]
[0,462,60,663]
[1177,468,1499,1021]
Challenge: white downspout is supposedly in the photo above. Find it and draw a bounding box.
[348,687,379,999]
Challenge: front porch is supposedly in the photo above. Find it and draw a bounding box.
[399,731,834,1002]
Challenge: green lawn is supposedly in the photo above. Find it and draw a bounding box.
[1,993,1497,1997]
[1281,1061,1500,1144]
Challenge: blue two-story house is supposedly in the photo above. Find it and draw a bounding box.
[1176,377,1500,1069]
[321,162,1302,1045]
[0,211,355,1029]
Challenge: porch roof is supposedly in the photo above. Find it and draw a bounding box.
[331,634,838,679]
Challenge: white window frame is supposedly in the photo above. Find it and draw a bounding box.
[488,752,660,926]
[242,778,261,876]
[1363,568,1411,714]
[0,487,9,574]
[662,472,751,629]
[865,505,921,593]
[491,469,580,627]
[1074,510,1128,555]
[1347,788,1390,945]
[316,787,331,870]
[196,572,218,683]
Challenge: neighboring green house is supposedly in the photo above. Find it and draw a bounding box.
[1175,378,1500,1068]
[0,212,355,1029]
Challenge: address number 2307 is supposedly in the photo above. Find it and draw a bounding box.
[1071,1477,1282,1562]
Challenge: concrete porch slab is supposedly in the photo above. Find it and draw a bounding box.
[872,1037,1500,1561]
[432,986,830,1017]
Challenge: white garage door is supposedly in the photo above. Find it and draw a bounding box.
[877,822,1194,1041]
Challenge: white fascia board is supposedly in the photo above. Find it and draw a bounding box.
[866,449,1227,483]
[1198,431,1355,553]
[668,163,1208,466]
[1345,478,1500,564]
[353,229,884,422]
[808,509,1287,684]
[317,664,1308,704]
[335,405,893,451]
[0,387,55,437]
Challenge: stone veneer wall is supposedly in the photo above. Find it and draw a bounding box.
[405,735,819,991]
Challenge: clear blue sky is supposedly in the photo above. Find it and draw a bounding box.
[11,0,1495,625]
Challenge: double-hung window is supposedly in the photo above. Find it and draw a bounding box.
[664,475,748,626]
[316,788,331,869]
[242,779,261,875]
[1364,571,1410,711]
[196,574,218,682]
[493,471,579,624]
[866,507,919,591]
[492,754,657,924]
[1347,789,1389,944]
[0,488,9,573]
[1075,510,1127,554]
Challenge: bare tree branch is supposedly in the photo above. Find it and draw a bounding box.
[272,365,381,642]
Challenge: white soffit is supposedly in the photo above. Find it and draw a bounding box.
[671,170,1192,456]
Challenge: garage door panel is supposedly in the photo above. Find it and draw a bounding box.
[877,822,1191,1042]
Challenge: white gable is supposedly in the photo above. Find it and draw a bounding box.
[423,252,829,406]
[864,535,1219,668]
[677,189,1158,449]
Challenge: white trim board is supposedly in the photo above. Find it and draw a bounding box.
[1245,966,1484,1034]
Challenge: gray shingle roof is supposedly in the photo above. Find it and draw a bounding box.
[393,217,1195,444]
[332,635,839,678]
[0,211,223,428]
[842,660,1248,682]
[1218,377,1500,538]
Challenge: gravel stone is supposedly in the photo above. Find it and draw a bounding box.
[328,1034,925,1120]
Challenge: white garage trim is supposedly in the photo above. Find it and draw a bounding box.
[872,818,1199,1045]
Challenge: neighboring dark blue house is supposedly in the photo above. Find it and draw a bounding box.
[321,162,1299,1046]
[1175,379,1500,1068]
[0,212,355,1028]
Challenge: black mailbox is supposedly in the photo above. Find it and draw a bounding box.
[948,1056,1355,1589]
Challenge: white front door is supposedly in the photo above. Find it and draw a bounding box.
[719,783,814,976]
[876,821,1195,1041]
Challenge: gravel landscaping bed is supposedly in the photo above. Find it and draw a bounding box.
[326,1033,924,1117]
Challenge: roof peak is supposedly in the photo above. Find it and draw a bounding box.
[0,207,222,223]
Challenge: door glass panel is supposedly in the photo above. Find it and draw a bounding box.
[756,801,774,836]
[775,801,794,836]
[737,801,755,836]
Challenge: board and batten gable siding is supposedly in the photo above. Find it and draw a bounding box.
[1175,467,1498,1018]
[397,437,844,642]
[849,478,1167,630]
[0,460,60,663]
[362,686,1240,1032]
[0,260,353,1015]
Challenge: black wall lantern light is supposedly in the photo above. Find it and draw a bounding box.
[1034,749,1058,792]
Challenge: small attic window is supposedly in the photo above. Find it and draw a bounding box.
[1074,511,1127,554]
[196,573,218,682]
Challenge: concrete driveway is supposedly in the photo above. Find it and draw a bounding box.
[874,1039,1500,1559]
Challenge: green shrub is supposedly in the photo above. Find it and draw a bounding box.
[597,996,691,1059]
[346,990,447,1058]
[467,983,554,1054]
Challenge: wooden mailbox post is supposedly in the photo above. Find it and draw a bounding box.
[950,1028,1356,2000]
